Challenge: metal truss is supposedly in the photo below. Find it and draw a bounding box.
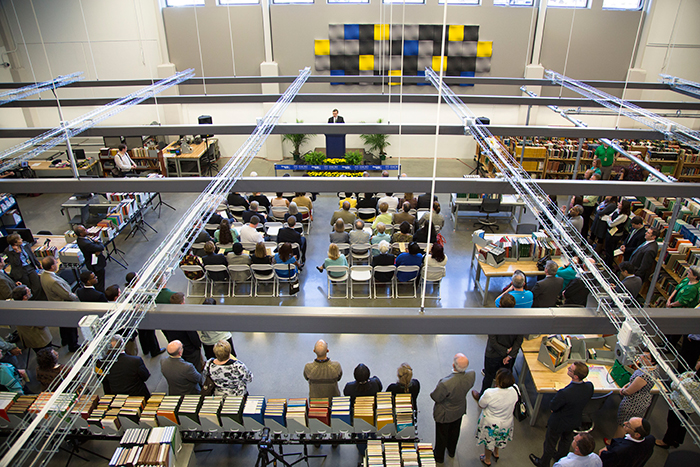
[546,70,700,151]
[0,67,311,467]
[0,72,83,106]
[660,74,700,101]
[426,67,700,446]
[0,69,195,174]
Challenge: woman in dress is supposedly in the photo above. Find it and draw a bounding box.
[316,243,348,277]
[612,350,657,439]
[202,340,252,396]
[666,266,700,309]
[36,348,69,391]
[476,368,518,466]
[386,362,420,412]
[271,192,290,208]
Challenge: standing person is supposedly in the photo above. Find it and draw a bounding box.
[303,339,343,398]
[612,351,657,439]
[0,256,21,300]
[603,199,631,268]
[0,350,26,394]
[530,361,594,467]
[553,433,601,467]
[431,353,475,464]
[590,196,618,252]
[616,261,643,302]
[114,143,137,176]
[531,260,564,308]
[160,340,203,396]
[386,363,421,412]
[198,298,236,359]
[164,293,204,371]
[472,334,523,400]
[202,340,252,396]
[598,417,654,467]
[76,271,107,302]
[102,335,151,398]
[36,347,69,392]
[656,360,700,449]
[629,228,660,282]
[4,233,42,299]
[74,224,107,293]
[328,109,344,123]
[343,363,382,401]
[12,286,54,354]
[619,216,646,262]
[40,257,80,352]
[475,368,519,466]
[595,141,617,180]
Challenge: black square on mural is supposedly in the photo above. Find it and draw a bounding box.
[330,55,346,70]
[419,25,437,41]
[463,56,476,72]
[402,56,418,76]
[345,55,359,75]
[463,26,479,42]
[359,40,374,55]
[391,40,402,56]
[446,57,464,76]
[359,25,374,42]
[433,37,448,56]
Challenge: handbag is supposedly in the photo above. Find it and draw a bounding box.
[111,167,122,177]
[513,385,528,422]
[288,264,300,295]
[536,255,551,272]
[610,359,632,388]
[201,360,216,396]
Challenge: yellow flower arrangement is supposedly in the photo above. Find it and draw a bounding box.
[307,171,363,177]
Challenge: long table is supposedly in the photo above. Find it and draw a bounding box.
[450,193,526,231]
[28,159,101,178]
[163,140,214,177]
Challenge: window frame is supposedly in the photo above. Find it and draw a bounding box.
[436,0,480,4]
[382,0,426,4]
[546,0,590,8]
[601,0,644,11]
[493,0,534,6]
[164,0,205,6]
[327,0,370,3]
[271,0,314,4]
[218,0,261,4]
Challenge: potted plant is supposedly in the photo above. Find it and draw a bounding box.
[303,151,327,166]
[282,120,315,162]
[360,118,391,161]
[344,151,363,166]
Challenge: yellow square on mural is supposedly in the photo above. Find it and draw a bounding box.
[359,55,374,71]
[432,56,447,72]
[448,25,464,42]
[315,40,330,56]
[389,70,401,86]
[374,24,390,40]
[477,41,493,58]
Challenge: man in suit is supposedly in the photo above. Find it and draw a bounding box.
[431,353,475,464]
[599,417,654,467]
[530,361,594,466]
[241,201,267,225]
[248,192,271,212]
[164,293,204,371]
[277,217,306,264]
[330,201,356,227]
[74,225,107,293]
[393,202,416,227]
[619,216,645,262]
[532,261,565,307]
[76,271,108,302]
[5,233,42,299]
[102,335,151,398]
[417,192,438,209]
[472,334,523,399]
[40,256,80,352]
[629,228,660,281]
[12,286,54,354]
[227,192,249,209]
[161,340,203,395]
[328,109,344,124]
[0,256,21,300]
[616,261,642,302]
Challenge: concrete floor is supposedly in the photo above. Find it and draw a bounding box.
[6,156,693,466]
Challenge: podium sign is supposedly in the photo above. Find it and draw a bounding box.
[325,134,346,158]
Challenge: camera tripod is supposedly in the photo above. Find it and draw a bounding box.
[254,429,326,467]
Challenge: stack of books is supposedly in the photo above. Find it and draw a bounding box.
[308,398,330,426]
[417,442,436,466]
[375,392,394,430]
[28,392,76,416]
[354,396,375,426]
[401,443,419,466]
[70,394,99,421]
[384,442,400,466]
[120,427,150,446]
[330,396,351,426]
[118,396,145,425]
[366,439,384,466]
[220,395,245,426]
[7,395,36,420]
[199,396,224,427]
[264,398,287,427]
[178,395,202,426]
[0,393,18,422]
[141,394,164,427]
[156,395,182,425]
[394,394,413,431]
[33,244,57,258]
[286,398,307,428]
[242,396,265,425]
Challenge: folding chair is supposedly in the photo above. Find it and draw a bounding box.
[251,264,276,297]
[372,265,396,299]
[350,243,371,266]
[297,206,312,233]
[273,263,299,297]
[204,223,219,237]
[240,242,258,252]
[336,242,350,257]
[204,264,231,297]
[421,266,446,300]
[180,265,207,298]
[228,265,253,297]
[396,265,420,298]
[357,208,377,222]
[191,242,206,257]
[350,265,372,299]
[326,265,349,299]
[270,206,289,222]
[229,205,246,220]
[265,222,283,241]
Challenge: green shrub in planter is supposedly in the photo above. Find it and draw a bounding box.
[344,151,363,165]
[303,151,327,165]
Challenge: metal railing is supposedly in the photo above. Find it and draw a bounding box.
[0,72,83,106]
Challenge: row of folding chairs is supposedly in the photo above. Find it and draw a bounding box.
[325,264,445,299]
[332,243,431,265]
[180,263,300,298]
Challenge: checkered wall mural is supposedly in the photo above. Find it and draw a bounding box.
[314,24,492,86]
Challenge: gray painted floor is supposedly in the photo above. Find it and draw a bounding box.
[6,157,694,466]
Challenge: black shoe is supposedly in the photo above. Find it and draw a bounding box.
[529,454,540,466]
[68,345,81,353]
[151,348,166,358]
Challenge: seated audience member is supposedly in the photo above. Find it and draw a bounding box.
[330,219,350,244]
[240,216,265,244]
[331,201,356,227]
[242,201,267,224]
[0,350,26,394]
[413,222,437,245]
[349,220,371,245]
[192,226,213,256]
[553,433,601,467]
[531,260,564,307]
[251,242,273,265]
[393,202,416,227]
[36,347,68,391]
[161,339,203,396]
[387,363,421,411]
[495,272,533,308]
[273,242,300,277]
[248,192,271,212]
[617,261,642,301]
[214,218,239,252]
[338,192,357,209]
[399,192,418,210]
[202,241,228,282]
[284,202,303,224]
[272,192,290,209]
[277,217,306,264]
[226,191,249,209]
[424,243,447,281]
[207,210,224,226]
[76,271,108,302]
[102,335,151,397]
[417,202,445,232]
[372,241,396,282]
[180,249,205,279]
[202,340,252,396]
[562,277,590,307]
[371,223,392,245]
[198,298,237,358]
[599,417,654,467]
[497,293,516,308]
[292,192,313,216]
[556,258,579,289]
[377,193,399,212]
[372,203,393,231]
[391,221,414,255]
[317,243,348,277]
[343,363,382,400]
[395,242,423,282]
[0,337,20,369]
[356,193,378,220]
[417,192,438,209]
[226,243,251,282]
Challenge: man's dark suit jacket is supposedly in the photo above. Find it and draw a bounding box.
[161,356,202,396]
[328,116,345,123]
[76,287,108,302]
[202,253,228,281]
[163,331,202,366]
[531,276,565,307]
[356,197,378,211]
[547,380,594,432]
[277,228,302,247]
[248,194,271,211]
[600,435,655,467]
[5,244,40,281]
[242,210,267,224]
[485,335,523,359]
[76,237,106,272]
[622,228,646,261]
[417,193,437,209]
[104,353,151,398]
[372,253,396,282]
[227,193,249,209]
[630,241,658,281]
[0,270,16,300]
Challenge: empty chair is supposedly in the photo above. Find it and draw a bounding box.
[335,242,350,256]
[351,243,371,266]
[350,265,372,299]
[372,265,396,298]
[264,241,278,251]
[574,391,613,433]
[273,263,299,297]
[228,264,253,297]
[231,221,244,230]
[326,265,349,299]
[180,264,207,298]
[190,242,206,257]
[251,264,276,297]
[229,206,246,219]
[265,222,283,241]
[240,242,258,252]
[297,206,312,233]
[270,206,289,221]
[421,266,446,300]
[474,195,501,233]
[204,264,230,297]
[396,265,420,298]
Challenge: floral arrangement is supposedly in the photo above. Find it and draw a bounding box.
[307,171,363,177]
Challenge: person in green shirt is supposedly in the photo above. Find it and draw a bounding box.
[667,266,700,308]
[595,142,617,180]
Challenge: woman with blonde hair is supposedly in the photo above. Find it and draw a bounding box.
[386,362,421,411]
[316,243,348,277]
[202,340,252,396]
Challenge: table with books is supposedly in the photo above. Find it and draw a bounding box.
[163,140,215,177]
[470,232,564,305]
[450,193,526,231]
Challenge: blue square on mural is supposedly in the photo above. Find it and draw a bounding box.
[331,69,345,86]
[404,40,418,56]
[417,70,429,86]
[460,71,475,87]
[345,24,360,41]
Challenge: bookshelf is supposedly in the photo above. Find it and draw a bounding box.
[0,194,26,236]
[99,147,167,177]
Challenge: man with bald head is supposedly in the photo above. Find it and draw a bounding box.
[431,353,476,464]
[303,339,343,398]
[330,201,356,227]
[160,340,203,396]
